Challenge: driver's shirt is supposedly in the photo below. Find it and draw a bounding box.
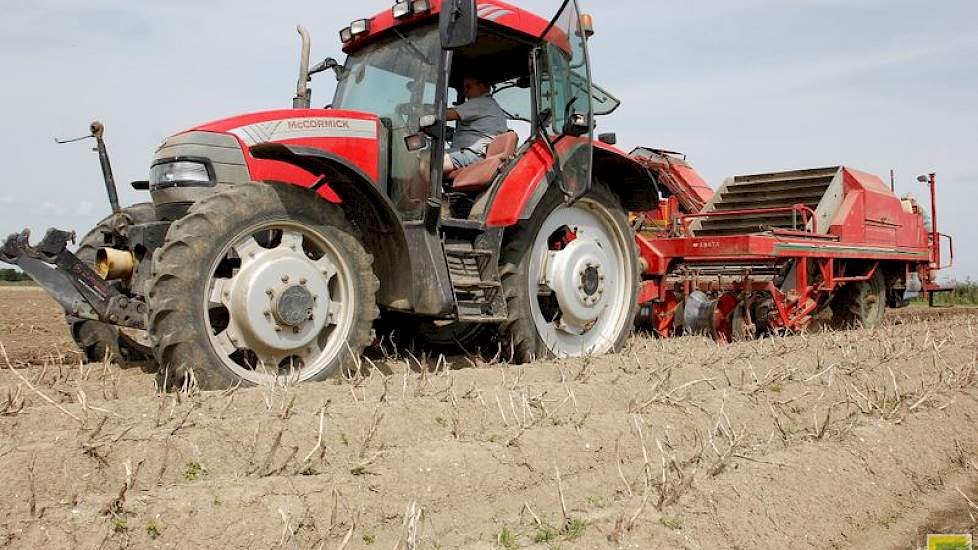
[450,95,510,156]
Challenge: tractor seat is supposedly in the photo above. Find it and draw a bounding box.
[449,132,519,193]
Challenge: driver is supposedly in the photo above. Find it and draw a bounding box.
[442,75,510,172]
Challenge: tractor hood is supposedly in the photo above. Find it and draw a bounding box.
[188,108,383,185]
[149,108,384,218]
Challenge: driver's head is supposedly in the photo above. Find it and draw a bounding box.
[462,75,491,99]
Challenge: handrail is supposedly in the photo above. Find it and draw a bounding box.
[676,204,817,236]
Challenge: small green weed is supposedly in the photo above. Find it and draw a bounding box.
[362,533,376,544]
[146,519,162,539]
[533,523,559,543]
[183,461,203,481]
[563,518,587,541]
[659,516,684,530]
[497,526,518,550]
[111,518,127,533]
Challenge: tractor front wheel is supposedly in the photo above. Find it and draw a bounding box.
[147,183,379,390]
[499,183,639,362]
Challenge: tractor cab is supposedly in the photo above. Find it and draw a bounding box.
[322,0,602,221]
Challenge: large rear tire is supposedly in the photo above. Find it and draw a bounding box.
[147,183,379,390]
[71,203,156,366]
[499,183,639,362]
[831,269,886,329]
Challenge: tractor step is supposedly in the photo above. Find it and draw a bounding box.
[445,244,493,257]
[452,276,502,289]
[457,314,508,323]
[442,238,508,322]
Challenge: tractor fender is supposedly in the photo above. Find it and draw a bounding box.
[486,139,659,227]
[249,143,412,309]
[592,143,661,212]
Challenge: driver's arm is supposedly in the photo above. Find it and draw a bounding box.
[446,109,461,122]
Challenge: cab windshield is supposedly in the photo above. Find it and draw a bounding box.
[333,26,441,218]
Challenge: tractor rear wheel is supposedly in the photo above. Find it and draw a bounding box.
[499,183,639,362]
[71,203,156,366]
[147,183,379,390]
[831,269,886,329]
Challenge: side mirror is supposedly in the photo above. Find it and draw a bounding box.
[563,113,590,138]
[598,132,617,145]
[404,133,428,152]
[439,0,478,50]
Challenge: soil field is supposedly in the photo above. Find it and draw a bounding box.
[0,288,976,549]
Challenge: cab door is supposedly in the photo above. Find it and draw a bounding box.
[536,0,594,200]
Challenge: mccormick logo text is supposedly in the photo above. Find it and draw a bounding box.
[287,119,351,130]
[229,117,377,145]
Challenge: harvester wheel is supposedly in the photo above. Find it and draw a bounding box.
[147,183,379,390]
[71,203,156,366]
[831,269,886,329]
[499,183,639,362]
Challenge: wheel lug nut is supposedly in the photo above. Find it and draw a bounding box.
[281,275,289,283]
[265,288,274,296]
[300,278,307,286]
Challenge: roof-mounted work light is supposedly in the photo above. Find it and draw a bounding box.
[412,0,432,12]
[350,19,371,37]
[393,1,412,18]
[339,27,353,43]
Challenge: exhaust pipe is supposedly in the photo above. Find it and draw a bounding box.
[294,25,312,109]
[95,248,135,281]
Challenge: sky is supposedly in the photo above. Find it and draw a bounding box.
[1,0,975,281]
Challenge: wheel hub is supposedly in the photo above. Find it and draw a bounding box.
[542,235,609,334]
[227,246,331,356]
[581,265,600,296]
[274,284,315,327]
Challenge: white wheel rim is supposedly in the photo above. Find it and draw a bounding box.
[204,222,356,385]
[528,198,633,357]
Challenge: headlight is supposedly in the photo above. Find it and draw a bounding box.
[150,159,214,189]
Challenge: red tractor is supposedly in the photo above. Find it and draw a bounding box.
[1,0,950,389]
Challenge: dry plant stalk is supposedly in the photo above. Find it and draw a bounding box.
[1,342,83,424]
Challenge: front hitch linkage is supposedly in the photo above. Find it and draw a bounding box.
[1,228,147,330]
